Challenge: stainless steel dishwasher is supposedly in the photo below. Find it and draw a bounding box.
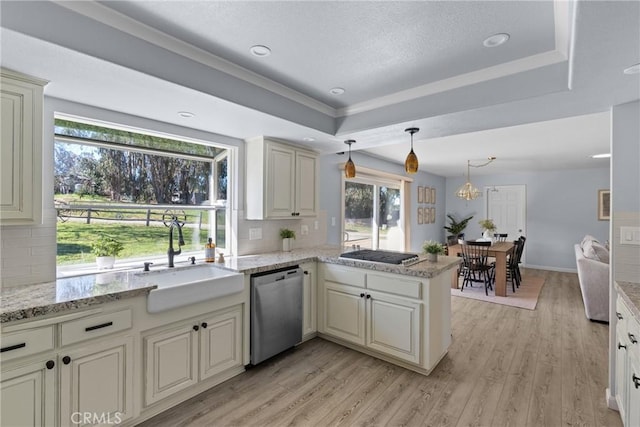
[250,265,303,365]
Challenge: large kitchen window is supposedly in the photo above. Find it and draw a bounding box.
[54,117,230,268]
[343,173,405,251]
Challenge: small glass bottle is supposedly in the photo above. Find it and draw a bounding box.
[205,238,216,262]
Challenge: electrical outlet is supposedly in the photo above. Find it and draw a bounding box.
[331,217,336,226]
[249,228,262,240]
[620,226,640,245]
[314,220,319,230]
[301,225,309,235]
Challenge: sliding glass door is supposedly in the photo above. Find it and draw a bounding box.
[343,177,403,251]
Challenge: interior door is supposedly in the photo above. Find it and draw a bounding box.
[486,185,526,261]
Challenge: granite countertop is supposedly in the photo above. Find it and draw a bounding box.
[616,281,640,322]
[1,246,461,324]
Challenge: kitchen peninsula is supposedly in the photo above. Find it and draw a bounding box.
[0,247,460,426]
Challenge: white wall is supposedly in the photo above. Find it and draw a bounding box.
[445,167,610,271]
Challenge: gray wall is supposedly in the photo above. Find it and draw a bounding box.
[445,167,610,271]
[319,152,447,253]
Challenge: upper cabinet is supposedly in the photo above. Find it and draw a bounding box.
[245,137,318,219]
[1,69,47,225]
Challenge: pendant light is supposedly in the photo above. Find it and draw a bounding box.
[404,127,419,174]
[456,160,481,200]
[344,140,356,178]
[455,157,496,200]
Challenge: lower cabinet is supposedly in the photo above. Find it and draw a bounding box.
[322,283,422,363]
[59,336,134,427]
[615,294,640,427]
[301,262,317,339]
[144,305,242,407]
[0,357,56,427]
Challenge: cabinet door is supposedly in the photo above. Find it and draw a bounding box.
[1,358,56,427]
[302,262,317,339]
[366,292,422,364]
[615,325,628,419]
[265,142,295,218]
[144,325,198,406]
[199,307,243,381]
[59,336,134,427]
[295,151,318,217]
[0,72,44,225]
[323,283,366,346]
[628,356,640,427]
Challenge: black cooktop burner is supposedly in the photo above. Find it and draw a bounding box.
[339,249,420,265]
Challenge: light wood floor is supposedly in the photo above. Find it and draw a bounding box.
[138,269,621,427]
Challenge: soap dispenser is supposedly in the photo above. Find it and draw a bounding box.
[205,238,216,262]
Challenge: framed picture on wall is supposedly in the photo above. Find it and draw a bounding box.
[424,187,431,204]
[430,207,436,223]
[431,188,436,204]
[598,189,610,220]
[417,207,424,224]
[418,186,424,204]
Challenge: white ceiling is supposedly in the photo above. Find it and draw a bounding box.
[1,0,638,176]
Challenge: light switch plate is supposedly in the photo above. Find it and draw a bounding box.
[249,227,262,240]
[620,226,640,245]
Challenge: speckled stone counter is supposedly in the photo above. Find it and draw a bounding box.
[0,271,157,323]
[616,281,640,322]
[1,246,460,323]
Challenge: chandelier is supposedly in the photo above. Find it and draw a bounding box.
[455,157,496,200]
[404,127,419,174]
[344,140,356,178]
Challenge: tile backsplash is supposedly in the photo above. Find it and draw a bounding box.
[236,210,328,255]
[1,206,57,288]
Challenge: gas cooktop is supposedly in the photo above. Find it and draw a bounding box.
[339,249,421,266]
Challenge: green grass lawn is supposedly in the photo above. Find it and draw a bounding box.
[57,222,209,264]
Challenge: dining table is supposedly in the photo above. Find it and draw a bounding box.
[448,241,516,297]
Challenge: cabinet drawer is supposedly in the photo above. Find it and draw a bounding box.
[323,264,365,288]
[0,325,54,362]
[60,309,132,347]
[367,273,422,299]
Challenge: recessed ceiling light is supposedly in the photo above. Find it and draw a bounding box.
[250,45,271,57]
[329,87,345,96]
[303,137,315,142]
[483,33,510,48]
[591,153,611,159]
[177,111,195,118]
[623,63,640,75]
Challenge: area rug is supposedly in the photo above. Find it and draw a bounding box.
[451,275,546,310]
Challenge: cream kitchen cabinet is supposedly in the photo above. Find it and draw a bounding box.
[615,294,640,427]
[318,263,450,375]
[59,336,134,427]
[245,137,318,219]
[0,69,46,225]
[1,308,135,427]
[301,262,317,340]
[144,305,242,407]
[1,357,56,427]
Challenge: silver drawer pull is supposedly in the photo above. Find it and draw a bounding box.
[85,321,113,332]
[0,343,26,353]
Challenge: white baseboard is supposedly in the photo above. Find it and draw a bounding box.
[606,387,619,411]
[524,264,578,274]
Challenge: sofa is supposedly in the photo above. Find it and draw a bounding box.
[574,235,610,322]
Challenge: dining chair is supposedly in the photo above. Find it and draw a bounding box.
[493,233,508,242]
[460,241,493,295]
[505,238,525,291]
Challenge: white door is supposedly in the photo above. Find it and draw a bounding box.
[295,151,318,217]
[323,284,366,346]
[486,185,526,261]
[265,142,295,218]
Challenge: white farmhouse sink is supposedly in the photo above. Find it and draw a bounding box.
[139,265,244,313]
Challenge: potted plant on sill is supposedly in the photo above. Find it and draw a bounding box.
[478,219,497,241]
[423,240,445,262]
[444,213,474,245]
[92,235,124,270]
[279,228,296,252]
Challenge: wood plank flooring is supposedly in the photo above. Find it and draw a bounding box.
[137,269,621,427]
